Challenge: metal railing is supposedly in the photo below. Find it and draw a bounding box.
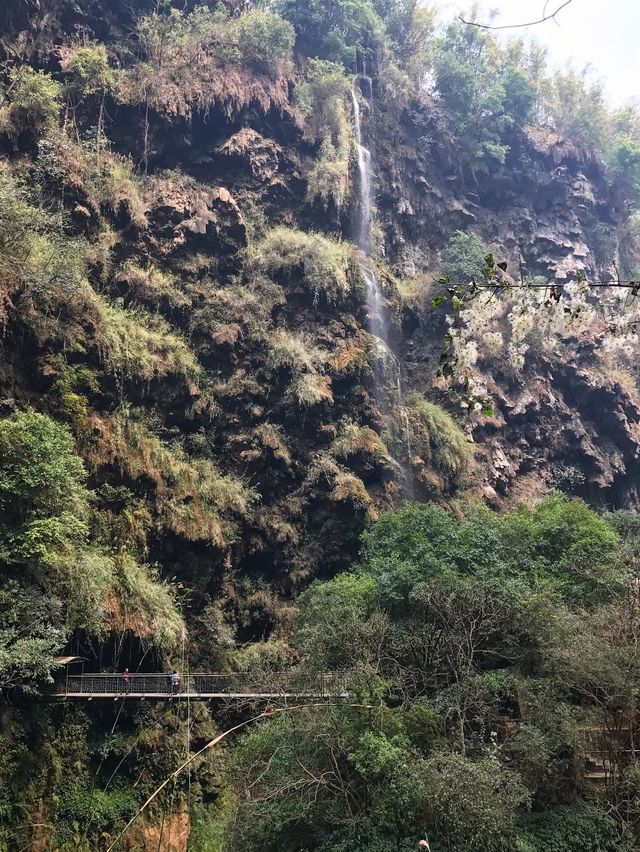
[54,671,349,699]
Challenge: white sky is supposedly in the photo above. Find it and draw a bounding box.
[430,0,640,106]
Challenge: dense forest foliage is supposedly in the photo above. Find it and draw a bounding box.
[1,0,640,849]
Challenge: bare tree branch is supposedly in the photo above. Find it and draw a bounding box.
[460,0,573,31]
[105,701,373,852]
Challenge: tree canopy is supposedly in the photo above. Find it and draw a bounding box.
[227,496,640,851]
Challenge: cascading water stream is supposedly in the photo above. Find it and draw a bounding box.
[352,85,414,495]
[352,90,373,255]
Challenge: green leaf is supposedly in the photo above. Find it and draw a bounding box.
[482,404,494,417]
[432,296,447,308]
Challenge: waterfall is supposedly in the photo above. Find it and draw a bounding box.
[352,90,372,254]
[352,85,413,496]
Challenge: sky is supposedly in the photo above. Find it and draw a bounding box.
[430,0,640,106]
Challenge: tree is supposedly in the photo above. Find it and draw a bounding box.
[433,21,534,169]
[541,67,609,152]
[423,753,529,852]
[227,703,436,852]
[222,496,640,847]
[275,0,378,66]
[0,410,184,690]
[613,137,640,207]
[0,408,90,573]
[0,581,64,690]
[0,410,106,682]
[441,231,490,283]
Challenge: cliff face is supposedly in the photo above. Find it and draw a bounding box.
[381,119,624,278]
[1,0,640,846]
[392,131,640,509]
[0,0,638,588]
[373,103,640,511]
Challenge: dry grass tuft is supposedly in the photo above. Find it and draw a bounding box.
[81,410,256,548]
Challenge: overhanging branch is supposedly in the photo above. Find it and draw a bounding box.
[459,0,573,30]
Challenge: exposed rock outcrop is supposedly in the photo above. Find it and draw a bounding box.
[472,360,640,508]
[144,177,247,268]
[123,809,190,852]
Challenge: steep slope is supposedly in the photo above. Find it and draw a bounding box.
[1,0,640,848]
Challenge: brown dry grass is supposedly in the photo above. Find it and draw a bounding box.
[124,60,293,120]
[81,411,255,548]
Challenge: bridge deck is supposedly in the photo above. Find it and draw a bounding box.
[55,672,348,701]
[60,692,334,700]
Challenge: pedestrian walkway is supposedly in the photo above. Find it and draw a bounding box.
[54,671,349,700]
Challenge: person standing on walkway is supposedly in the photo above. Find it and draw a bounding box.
[122,668,130,692]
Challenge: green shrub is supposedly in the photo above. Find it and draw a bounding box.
[441,230,490,283]
[296,59,351,144]
[0,163,94,345]
[266,329,318,374]
[0,411,100,685]
[234,10,295,73]
[275,0,377,65]
[331,471,374,513]
[331,419,391,465]
[265,329,334,406]
[517,803,632,851]
[247,226,361,305]
[46,361,98,424]
[125,5,293,118]
[0,66,62,135]
[92,154,148,227]
[114,260,189,311]
[189,797,234,852]
[95,297,201,384]
[0,409,87,521]
[306,137,351,209]
[56,784,138,832]
[403,393,473,492]
[66,44,119,98]
[423,753,529,852]
[296,59,352,209]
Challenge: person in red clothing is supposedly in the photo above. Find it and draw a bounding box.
[122,667,130,691]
